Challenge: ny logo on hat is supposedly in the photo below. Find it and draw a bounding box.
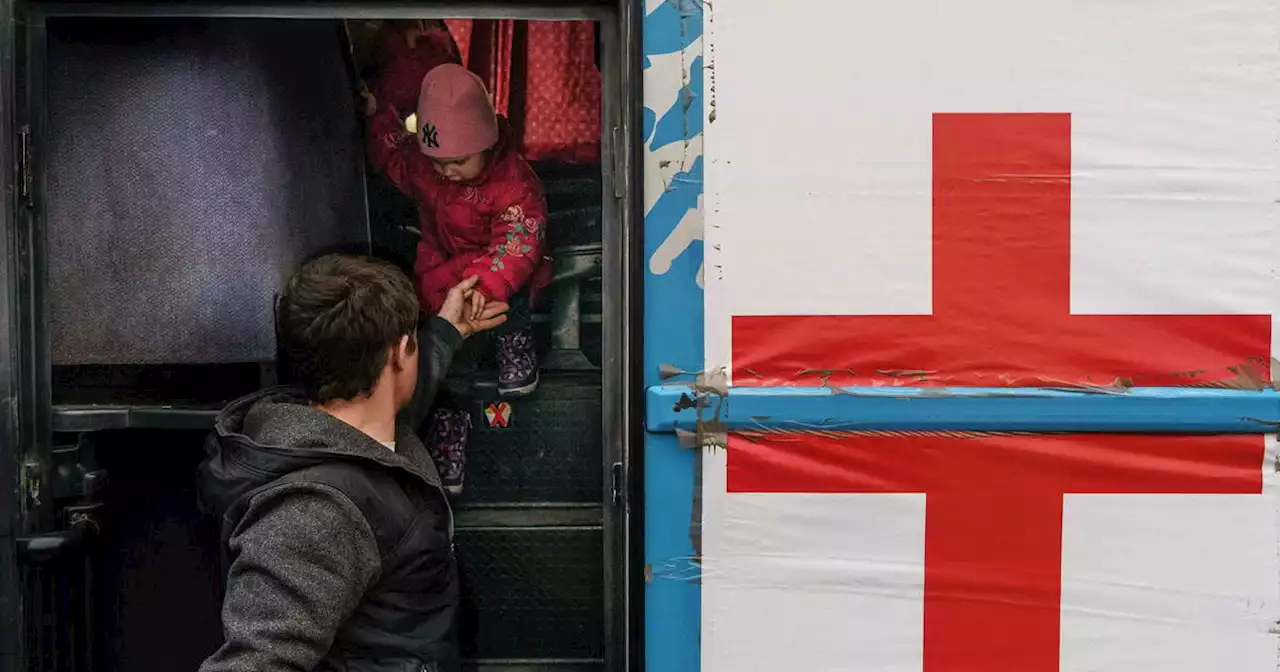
[421,123,440,150]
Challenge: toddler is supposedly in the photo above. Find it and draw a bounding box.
[364,63,551,492]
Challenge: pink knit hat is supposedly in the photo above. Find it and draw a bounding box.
[415,63,499,159]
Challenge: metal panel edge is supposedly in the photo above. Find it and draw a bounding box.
[617,0,644,668]
[17,9,51,535]
[597,3,636,671]
[0,1,21,668]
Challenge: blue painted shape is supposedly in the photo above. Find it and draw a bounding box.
[644,1,704,668]
[651,158,702,212]
[652,56,703,151]
[643,0,704,57]
[643,159,704,672]
[646,385,1280,434]
[643,433,702,672]
[645,157,703,283]
[643,31,704,672]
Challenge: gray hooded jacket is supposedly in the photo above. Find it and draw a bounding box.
[197,316,463,672]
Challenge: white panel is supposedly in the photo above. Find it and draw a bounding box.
[1059,493,1279,671]
[703,440,1280,672]
[702,0,1278,343]
[1058,435,1280,671]
[703,493,927,672]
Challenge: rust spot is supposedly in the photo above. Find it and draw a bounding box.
[798,368,857,378]
[1187,360,1270,391]
[797,368,857,387]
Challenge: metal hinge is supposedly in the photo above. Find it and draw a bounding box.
[18,124,32,208]
[610,461,624,507]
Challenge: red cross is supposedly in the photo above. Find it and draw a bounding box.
[485,401,511,427]
[726,431,1265,671]
[731,114,1270,386]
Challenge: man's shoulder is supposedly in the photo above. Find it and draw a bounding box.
[254,462,418,557]
[275,459,411,509]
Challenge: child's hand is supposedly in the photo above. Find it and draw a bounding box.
[468,289,486,322]
[358,82,377,117]
[467,298,508,335]
[439,276,507,337]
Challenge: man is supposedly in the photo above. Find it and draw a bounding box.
[197,253,507,672]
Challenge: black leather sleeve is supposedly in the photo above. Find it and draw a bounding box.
[401,315,462,430]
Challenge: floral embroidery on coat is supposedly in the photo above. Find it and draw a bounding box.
[489,204,545,272]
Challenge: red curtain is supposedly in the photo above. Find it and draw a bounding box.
[371,19,601,164]
[448,19,601,164]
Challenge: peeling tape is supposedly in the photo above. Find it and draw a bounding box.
[646,554,704,583]
[673,392,700,412]
[1036,376,1133,396]
[659,363,697,380]
[689,445,704,567]
[657,364,731,567]
[694,367,729,397]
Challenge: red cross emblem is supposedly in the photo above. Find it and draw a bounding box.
[728,431,1264,671]
[723,114,1273,671]
[485,401,512,428]
[733,114,1270,387]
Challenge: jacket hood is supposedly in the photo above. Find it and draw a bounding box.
[198,386,434,522]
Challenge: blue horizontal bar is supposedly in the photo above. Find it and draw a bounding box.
[645,385,1280,434]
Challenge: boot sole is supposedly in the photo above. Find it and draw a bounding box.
[498,372,540,397]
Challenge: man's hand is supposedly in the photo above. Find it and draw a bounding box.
[438,276,508,337]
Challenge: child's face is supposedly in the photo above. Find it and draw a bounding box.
[430,152,487,183]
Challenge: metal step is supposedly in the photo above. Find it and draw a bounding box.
[446,371,606,663]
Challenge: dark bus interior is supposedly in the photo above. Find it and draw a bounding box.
[13,5,634,672]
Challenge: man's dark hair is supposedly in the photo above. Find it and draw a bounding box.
[277,254,420,403]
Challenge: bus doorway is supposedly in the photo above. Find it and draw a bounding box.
[4,4,641,671]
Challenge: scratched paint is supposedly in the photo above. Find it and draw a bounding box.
[642,0,705,669]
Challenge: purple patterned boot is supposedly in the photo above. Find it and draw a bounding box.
[426,407,471,496]
[497,328,540,397]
